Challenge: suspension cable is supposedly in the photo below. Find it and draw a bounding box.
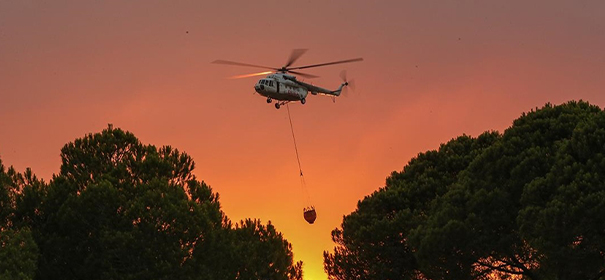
[286,104,303,176]
[286,104,311,203]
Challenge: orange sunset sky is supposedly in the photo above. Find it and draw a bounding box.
[1,1,605,279]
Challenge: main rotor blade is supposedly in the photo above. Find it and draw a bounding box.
[288,70,319,79]
[284,49,308,68]
[289,57,364,70]
[212,60,277,70]
[228,71,274,79]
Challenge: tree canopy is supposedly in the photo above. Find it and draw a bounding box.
[0,161,40,280]
[0,125,302,280]
[325,100,605,280]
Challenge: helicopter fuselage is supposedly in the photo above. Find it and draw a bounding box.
[254,73,344,109]
[254,73,308,101]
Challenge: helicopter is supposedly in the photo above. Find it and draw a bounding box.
[213,49,363,109]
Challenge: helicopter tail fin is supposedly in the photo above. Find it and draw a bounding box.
[330,70,355,97]
[330,82,348,96]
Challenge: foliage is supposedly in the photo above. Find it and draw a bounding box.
[231,219,303,280]
[324,132,499,280]
[1,125,302,280]
[325,101,605,280]
[0,160,40,280]
[0,228,39,280]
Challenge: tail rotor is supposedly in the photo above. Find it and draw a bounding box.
[339,70,356,97]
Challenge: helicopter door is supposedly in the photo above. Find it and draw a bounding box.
[276,81,280,94]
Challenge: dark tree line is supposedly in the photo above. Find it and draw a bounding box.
[325,101,605,280]
[0,125,302,280]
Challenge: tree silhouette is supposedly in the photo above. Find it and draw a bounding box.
[325,101,605,280]
[1,125,302,280]
[0,160,40,280]
[324,132,498,280]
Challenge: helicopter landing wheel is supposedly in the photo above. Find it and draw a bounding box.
[267,98,272,103]
[301,98,306,105]
[275,103,281,109]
